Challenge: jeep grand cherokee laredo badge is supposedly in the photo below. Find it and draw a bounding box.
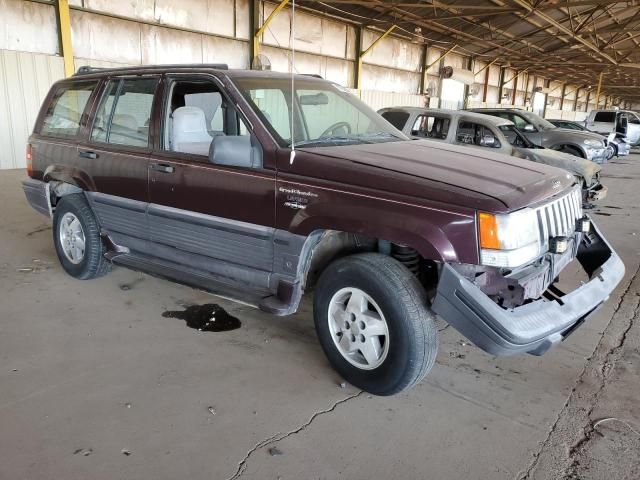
[22,65,625,396]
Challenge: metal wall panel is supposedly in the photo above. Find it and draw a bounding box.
[361,64,421,94]
[235,0,250,40]
[349,89,426,112]
[362,29,421,72]
[203,37,250,69]
[81,0,156,22]
[140,25,204,64]
[0,50,64,170]
[0,0,58,55]
[261,46,353,87]
[72,11,143,65]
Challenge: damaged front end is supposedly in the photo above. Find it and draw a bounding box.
[432,220,624,357]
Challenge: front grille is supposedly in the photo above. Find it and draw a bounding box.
[534,187,582,243]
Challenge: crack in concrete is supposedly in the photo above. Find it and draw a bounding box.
[564,294,640,478]
[226,391,364,480]
[516,264,640,480]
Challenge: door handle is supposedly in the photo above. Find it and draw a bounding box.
[79,150,98,159]
[150,163,175,174]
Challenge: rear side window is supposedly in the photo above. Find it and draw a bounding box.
[456,121,501,148]
[91,77,158,147]
[412,115,449,139]
[40,81,98,137]
[380,111,410,130]
[594,112,616,123]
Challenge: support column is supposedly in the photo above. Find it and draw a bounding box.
[354,27,363,90]
[498,67,506,105]
[595,71,604,107]
[463,56,474,109]
[418,44,428,96]
[55,0,74,77]
[482,62,491,103]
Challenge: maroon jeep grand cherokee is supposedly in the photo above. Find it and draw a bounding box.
[22,65,624,395]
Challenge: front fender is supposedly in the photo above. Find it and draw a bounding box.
[287,199,477,264]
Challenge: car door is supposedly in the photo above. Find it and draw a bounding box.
[147,74,276,292]
[78,75,160,247]
[626,112,640,144]
[509,113,543,145]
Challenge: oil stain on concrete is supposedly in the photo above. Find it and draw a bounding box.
[162,304,241,332]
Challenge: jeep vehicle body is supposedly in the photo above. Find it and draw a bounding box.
[469,108,609,163]
[22,65,625,395]
[378,107,607,202]
[548,119,630,157]
[585,109,640,146]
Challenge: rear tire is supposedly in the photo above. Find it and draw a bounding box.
[313,253,437,396]
[53,194,111,280]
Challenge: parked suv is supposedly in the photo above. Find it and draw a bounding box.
[469,108,609,163]
[585,109,640,146]
[548,118,630,158]
[22,65,624,396]
[378,107,606,203]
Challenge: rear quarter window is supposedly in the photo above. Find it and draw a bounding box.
[40,81,98,137]
[380,111,410,130]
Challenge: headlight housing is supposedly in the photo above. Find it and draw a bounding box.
[583,138,603,147]
[478,209,543,268]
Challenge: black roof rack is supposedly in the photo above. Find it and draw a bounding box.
[73,63,229,76]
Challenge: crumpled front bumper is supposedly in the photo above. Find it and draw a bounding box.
[432,220,625,356]
[585,147,609,164]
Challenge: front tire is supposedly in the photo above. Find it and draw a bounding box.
[313,253,437,396]
[53,194,111,280]
[559,145,584,158]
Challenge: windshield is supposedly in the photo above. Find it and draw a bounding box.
[499,124,536,148]
[232,77,407,148]
[519,110,556,130]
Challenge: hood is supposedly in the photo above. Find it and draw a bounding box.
[545,128,606,145]
[523,147,601,185]
[302,140,574,211]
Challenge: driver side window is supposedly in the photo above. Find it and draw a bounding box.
[509,114,530,129]
[164,79,260,169]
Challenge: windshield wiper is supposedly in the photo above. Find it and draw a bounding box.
[359,131,403,140]
[292,135,371,148]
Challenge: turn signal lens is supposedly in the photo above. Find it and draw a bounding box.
[26,143,33,177]
[478,212,500,249]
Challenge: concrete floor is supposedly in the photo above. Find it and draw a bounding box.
[0,156,638,480]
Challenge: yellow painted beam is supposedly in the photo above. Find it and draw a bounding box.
[361,25,396,59]
[356,25,396,90]
[426,44,457,72]
[254,0,289,59]
[474,57,498,76]
[503,68,528,86]
[57,0,74,77]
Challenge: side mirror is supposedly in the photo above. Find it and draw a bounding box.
[480,134,496,146]
[523,124,537,132]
